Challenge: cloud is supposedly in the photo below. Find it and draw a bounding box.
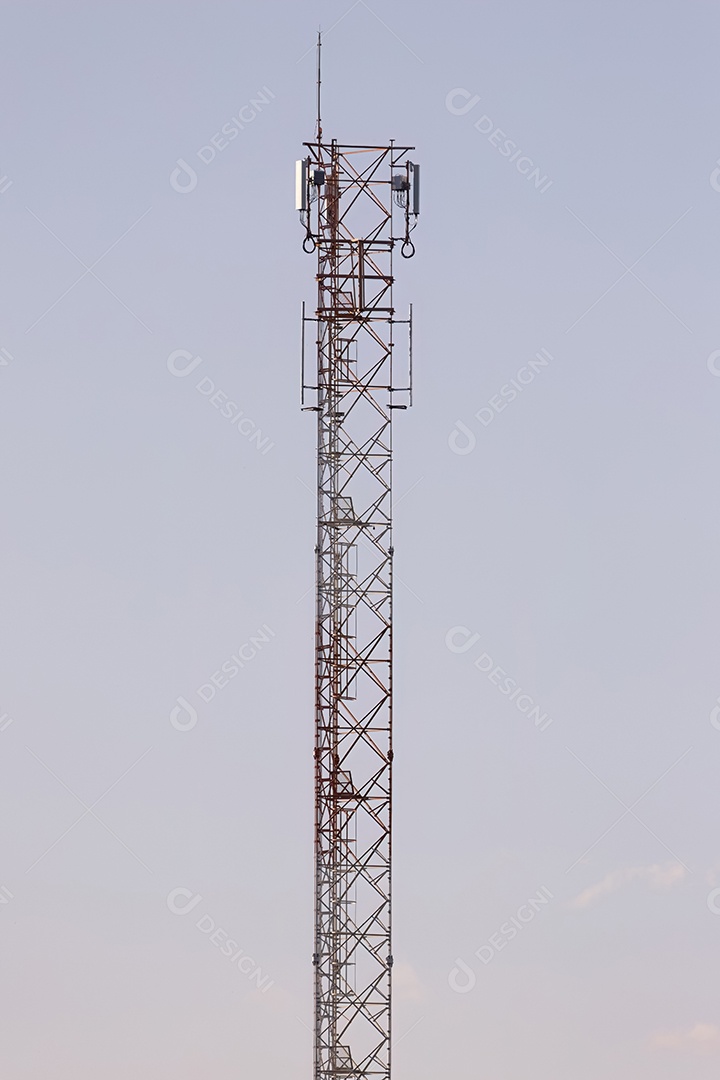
[652,1024,720,1053]
[569,863,686,909]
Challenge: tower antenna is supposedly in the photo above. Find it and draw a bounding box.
[296,47,420,1080]
[315,30,322,142]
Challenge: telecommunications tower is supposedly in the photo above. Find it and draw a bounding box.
[296,35,420,1080]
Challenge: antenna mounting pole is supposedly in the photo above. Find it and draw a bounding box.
[315,30,322,142]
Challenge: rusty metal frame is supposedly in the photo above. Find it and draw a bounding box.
[300,135,417,1080]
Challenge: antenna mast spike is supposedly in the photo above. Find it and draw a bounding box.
[316,30,322,142]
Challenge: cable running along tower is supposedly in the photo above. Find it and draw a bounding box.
[297,35,420,1080]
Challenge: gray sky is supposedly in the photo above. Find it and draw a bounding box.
[1,1,719,1076]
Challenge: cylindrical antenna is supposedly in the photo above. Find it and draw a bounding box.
[316,30,322,142]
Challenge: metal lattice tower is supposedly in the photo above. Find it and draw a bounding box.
[297,36,420,1080]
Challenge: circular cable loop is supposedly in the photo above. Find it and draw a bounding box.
[401,238,415,259]
[303,234,317,253]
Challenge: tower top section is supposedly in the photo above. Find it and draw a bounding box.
[295,35,420,259]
